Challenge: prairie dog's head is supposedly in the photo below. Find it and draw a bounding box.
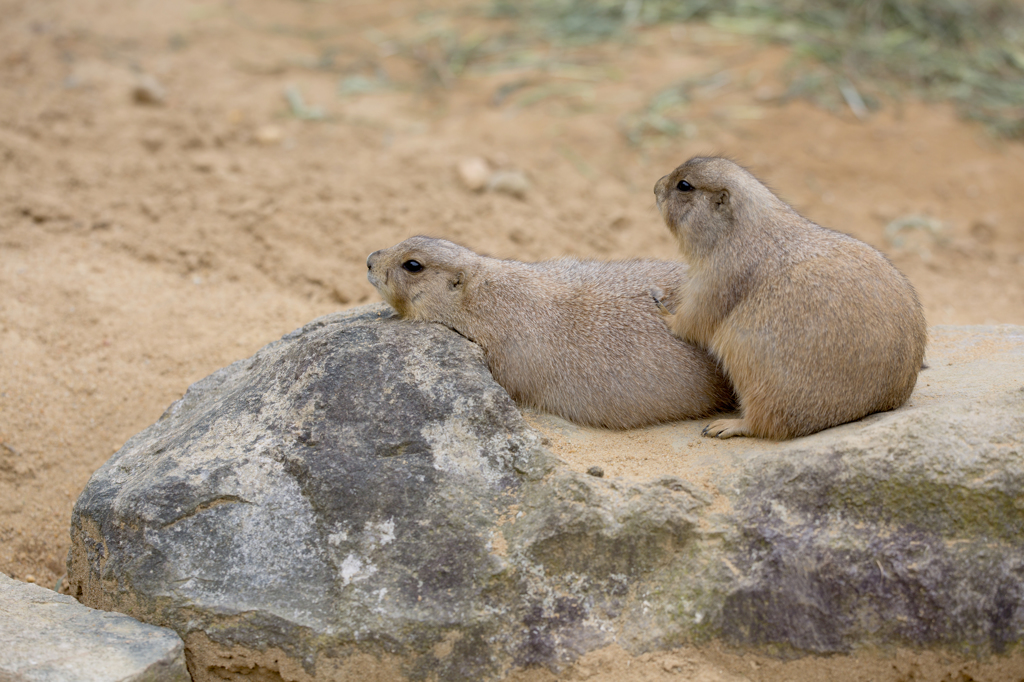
[366,236,477,323]
[654,156,772,261]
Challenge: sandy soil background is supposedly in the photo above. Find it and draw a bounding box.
[1,0,1023,679]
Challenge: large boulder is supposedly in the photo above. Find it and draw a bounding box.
[714,324,1024,653]
[0,573,189,682]
[527,324,1024,656]
[67,309,1024,680]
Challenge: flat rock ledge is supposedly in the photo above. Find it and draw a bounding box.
[67,306,1024,681]
[0,573,189,682]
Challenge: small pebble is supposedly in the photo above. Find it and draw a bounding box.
[254,124,283,146]
[487,169,530,199]
[586,466,604,478]
[456,157,491,192]
[132,74,166,106]
[24,574,36,583]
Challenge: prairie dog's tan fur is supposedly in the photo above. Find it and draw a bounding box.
[367,236,733,429]
[654,157,927,440]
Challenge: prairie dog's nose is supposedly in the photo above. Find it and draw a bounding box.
[367,250,381,270]
[654,174,669,196]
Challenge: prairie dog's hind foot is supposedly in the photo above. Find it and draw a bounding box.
[702,418,752,439]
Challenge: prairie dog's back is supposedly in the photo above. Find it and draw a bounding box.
[469,256,733,429]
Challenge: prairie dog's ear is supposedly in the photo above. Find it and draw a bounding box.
[451,271,464,289]
[713,189,730,209]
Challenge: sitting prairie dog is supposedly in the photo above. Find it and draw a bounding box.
[366,236,733,429]
[654,156,927,440]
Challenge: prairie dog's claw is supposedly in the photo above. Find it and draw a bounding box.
[702,418,752,439]
[651,287,672,316]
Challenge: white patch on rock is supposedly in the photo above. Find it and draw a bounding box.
[340,554,376,586]
[373,518,396,546]
[422,419,482,477]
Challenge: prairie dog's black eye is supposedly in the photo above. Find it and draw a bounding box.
[676,180,694,192]
[402,260,423,273]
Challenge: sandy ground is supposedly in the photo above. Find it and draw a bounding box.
[1,0,1023,679]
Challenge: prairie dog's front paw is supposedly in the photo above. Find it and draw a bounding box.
[701,418,752,439]
[650,287,674,316]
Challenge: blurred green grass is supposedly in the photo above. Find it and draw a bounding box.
[490,0,1024,136]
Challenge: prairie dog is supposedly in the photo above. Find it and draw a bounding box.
[654,157,927,439]
[367,236,733,429]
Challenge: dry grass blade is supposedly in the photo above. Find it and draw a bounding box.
[492,0,1024,136]
[399,30,493,89]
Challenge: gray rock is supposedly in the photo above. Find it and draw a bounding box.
[66,311,1024,680]
[712,324,1024,654]
[0,573,189,682]
[529,324,1024,657]
[68,304,606,681]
